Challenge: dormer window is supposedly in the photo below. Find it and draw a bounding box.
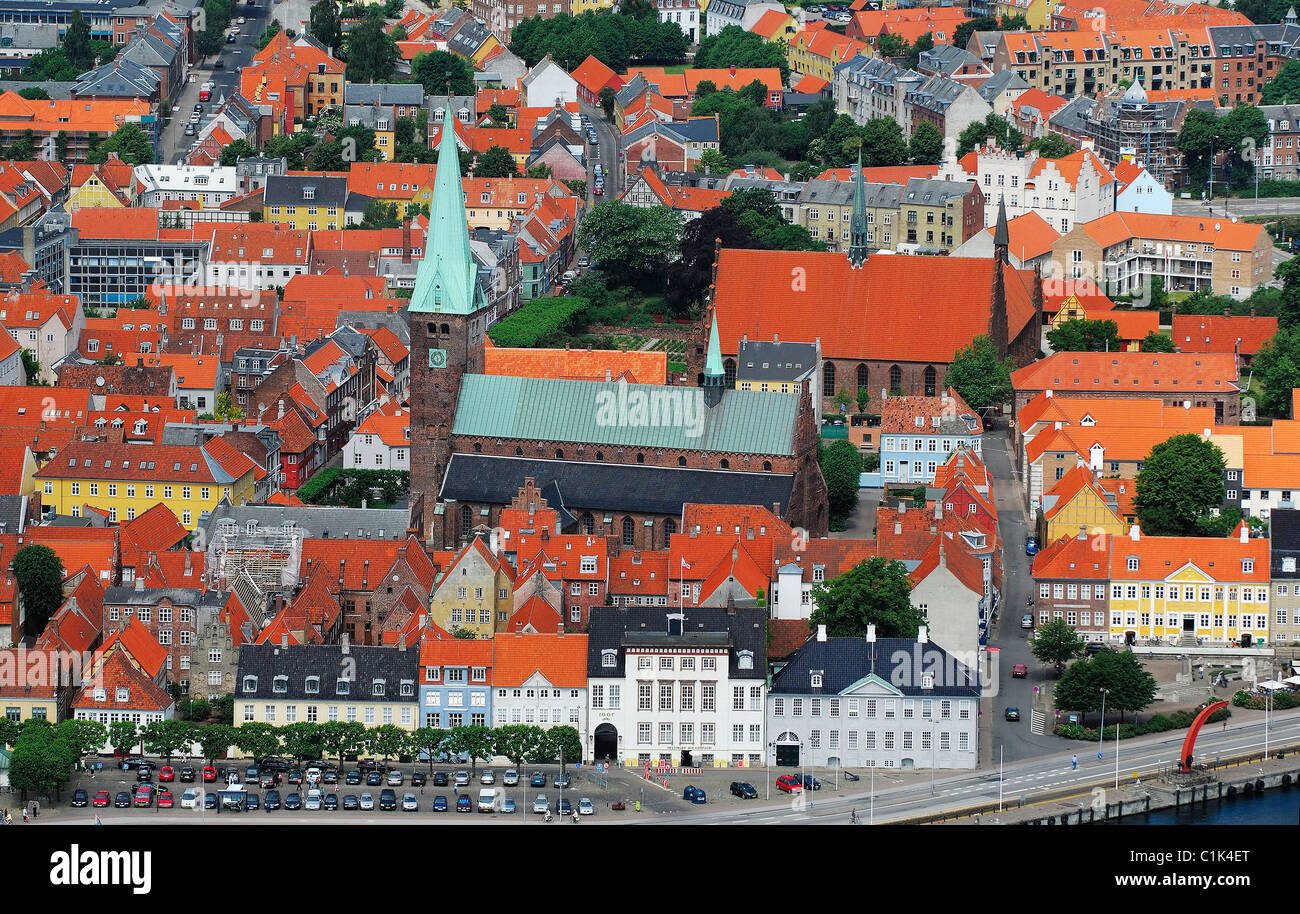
[243,675,258,693]
[1244,559,1255,574]
[116,687,130,703]
[810,673,823,688]
[93,687,106,702]
[305,676,320,694]
[602,650,617,668]
[1127,557,1138,571]
[737,650,754,670]
[273,675,288,693]
[373,679,386,697]
[303,186,315,200]
[400,680,414,696]
[336,678,351,695]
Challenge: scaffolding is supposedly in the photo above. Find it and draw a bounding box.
[207,522,305,597]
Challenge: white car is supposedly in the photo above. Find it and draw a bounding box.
[180,788,200,809]
[359,792,374,810]
[480,769,495,785]
[237,15,246,23]
[304,789,322,811]
[402,793,419,811]
[578,797,595,816]
[454,770,470,787]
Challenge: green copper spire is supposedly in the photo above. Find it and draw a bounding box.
[410,115,485,315]
[703,309,724,408]
[848,149,869,268]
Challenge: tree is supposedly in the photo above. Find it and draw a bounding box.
[446,725,495,775]
[57,719,107,761]
[210,392,243,423]
[1134,433,1227,536]
[1054,650,1158,724]
[1140,331,1177,353]
[9,725,76,800]
[694,24,789,82]
[808,556,924,638]
[946,334,1013,412]
[64,9,93,70]
[219,138,259,167]
[953,16,998,50]
[474,145,519,177]
[86,123,153,165]
[1046,317,1122,352]
[178,696,210,720]
[367,724,407,766]
[526,162,552,178]
[1264,59,1300,105]
[906,31,934,70]
[577,201,684,288]
[1253,327,1300,417]
[1030,618,1086,668]
[909,122,944,165]
[141,719,194,760]
[233,722,282,761]
[318,720,367,765]
[6,130,36,162]
[411,49,475,96]
[195,724,235,763]
[17,87,50,101]
[309,0,341,51]
[957,113,1023,157]
[1276,256,1300,329]
[343,17,398,83]
[12,544,63,635]
[0,717,18,749]
[25,47,79,81]
[1028,133,1075,159]
[821,439,862,528]
[108,720,140,756]
[408,726,449,769]
[695,148,730,174]
[279,722,324,762]
[541,725,583,775]
[493,724,545,771]
[599,85,616,120]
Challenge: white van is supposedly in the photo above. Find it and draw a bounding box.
[477,788,497,813]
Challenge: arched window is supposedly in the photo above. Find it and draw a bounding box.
[580,512,594,535]
[723,358,736,387]
[663,518,676,548]
[460,504,473,538]
[889,364,902,394]
[678,456,687,467]
[555,449,564,459]
[720,458,730,469]
[763,460,772,472]
[636,453,645,464]
[924,366,937,398]
[857,363,869,392]
[440,323,450,335]
[514,446,523,456]
[595,451,603,461]
[472,442,482,453]
[621,516,635,546]
[823,362,836,396]
[697,373,704,386]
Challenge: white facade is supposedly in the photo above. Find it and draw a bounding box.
[2,307,81,384]
[656,0,699,43]
[0,343,22,386]
[135,164,240,208]
[206,257,308,290]
[588,644,766,768]
[344,425,410,470]
[910,550,983,665]
[1115,165,1173,215]
[704,0,783,38]
[494,672,588,756]
[521,56,579,108]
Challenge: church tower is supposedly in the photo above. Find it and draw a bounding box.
[989,196,1010,359]
[848,150,870,268]
[409,111,490,537]
[703,308,725,408]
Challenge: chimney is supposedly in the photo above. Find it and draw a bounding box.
[1078,525,1087,540]
[281,633,288,649]
[402,215,412,264]
[1240,522,1249,544]
[917,625,928,644]
[729,65,737,77]
[277,399,285,420]
[1223,308,1230,318]
[816,624,827,642]
[184,550,192,574]
[134,574,144,591]
[1129,524,1140,542]
[341,632,350,654]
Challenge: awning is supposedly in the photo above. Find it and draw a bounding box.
[1257,679,1288,691]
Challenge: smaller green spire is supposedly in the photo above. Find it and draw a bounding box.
[848,149,869,268]
[704,310,724,379]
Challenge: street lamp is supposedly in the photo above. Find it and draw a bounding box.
[1098,687,1108,761]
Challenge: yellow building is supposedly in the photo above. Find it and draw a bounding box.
[1107,527,1271,646]
[428,537,515,639]
[472,33,502,67]
[463,177,563,231]
[572,0,614,10]
[788,28,868,83]
[262,173,348,230]
[68,159,134,211]
[346,162,436,217]
[0,648,59,721]
[995,0,1052,29]
[35,437,258,530]
[1040,465,1128,542]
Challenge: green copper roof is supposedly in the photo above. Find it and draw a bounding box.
[452,375,797,456]
[704,310,723,379]
[409,115,486,315]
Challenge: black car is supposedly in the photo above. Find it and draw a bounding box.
[802,775,821,791]
[179,767,196,782]
[345,770,361,785]
[212,60,224,68]
[246,793,260,810]
[288,770,303,785]
[194,103,203,112]
[432,771,449,787]
[259,756,291,772]
[411,771,426,787]
[203,792,217,810]
[136,765,154,783]
[120,755,149,770]
[245,765,260,780]
[379,788,398,811]
[730,782,758,799]
[1005,706,1021,721]
[284,793,302,810]
[114,791,131,808]
[558,798,572,816]
[365,770,382,786]
[322,770,338,785]
[1085,642,1114,656]
[260,772,279,789]
[72,788,89,807]
[357,758,380,772]
[553,772,571,789]
[343,794,360,810]
[265,790,281,810]
[324,793,339,810]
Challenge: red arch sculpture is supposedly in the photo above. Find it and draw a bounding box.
[1179,700,1229,771]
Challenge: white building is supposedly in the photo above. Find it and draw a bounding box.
[520,55,579,108]
[344,405,410,471]
[937,139,1115,235]
[587,606,767,768]
[1113,159,1173,215]
[0,292,82,384]
[655,0,700,43]
[0,330,22,385]
[765,627,981,770]
[493,633,589,757]
[134,164,241,208]
[704,0,784,38]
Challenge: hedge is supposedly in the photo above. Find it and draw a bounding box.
[487,296,588,348]
[1053,704,1230,742]
[1232,689,1300,710]
[297,468,409,507]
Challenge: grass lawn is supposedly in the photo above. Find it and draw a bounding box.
[662,64,688,74]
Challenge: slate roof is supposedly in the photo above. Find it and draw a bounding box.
[769,636,981,696]
[263,174,348,208]
[201,501,411,541]
[235,642,420,702]
[977,68,1029,103]
[734,339,818,382]
[585,605,768,679]
[440,454,795,517]
[345,81,425,107]
[1271,508,1300,579]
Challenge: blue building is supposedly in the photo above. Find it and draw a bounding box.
[879,389,982,486]
[417,638,493,733]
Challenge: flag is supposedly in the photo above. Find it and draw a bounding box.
[681,558,691,570]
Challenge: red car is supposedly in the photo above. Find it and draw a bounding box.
[159,766,175,782]
[157,788,174,809]
[1011,664,1028,678]
[202,766,217,782]
[92,790,111,808]
[133,785,155,808]
[775,775,803,794]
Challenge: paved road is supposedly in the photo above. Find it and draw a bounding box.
[1173,195,1300,218]
[579,99,620,207]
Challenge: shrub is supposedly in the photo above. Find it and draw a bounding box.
[1053,704,1229,741]
[488,297,587,347]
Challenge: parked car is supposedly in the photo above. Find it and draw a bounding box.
[202,766,217,782]
[203,792,217,810]
[284,792,302,810]
[72,788,88,807]
[92,790,111,808]
[179,767,196,782]
[264,790,281,810]
[1086,642,1114,656]
[133,785,155,807]
[379,788,397,810]
[156,765,175,783]
[114,792,131,808]
[1005,706,1021,721]
[577,257,589,269]
[324,793,338,810]
[553,772,571,789]
[1021,614,1034,630]
[356,758,380,772]
[480,769,495,785]
[304,790,322,811]
[775,775,802,794]
[1025,537,1039,557]
[359,793,374,810]
[558,798,572,815]
[403,792,419,811]
[322,770,338,785]
[246,793,259,810]
[120,755,148,770]
[345,769,361,785]
[179,788,199,809]
[433,795,448,811]
[454,770,470,786]
[532,793,550,814]
[530,771,546,787]
[503,769,519,786]
[1011,663,1029,678]
[730,782,758,799]
[432,771,449,787]
[802,776,822,791]
[287,769,303,785]
[260,772,279,789]
[411,771,426,787]
[456,795,472,813]
[578,797,595,816]
[343,794,359,810]
[259,756,291,772]
[365,770,382,787]
[502,796,516,814]
[136,765,154,783]
[386,770,403,786]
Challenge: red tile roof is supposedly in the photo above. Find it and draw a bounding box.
[1011,352,1239,395]
[492,632,588,687]
[506,594,563,633]
[1172,313,1279,357]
